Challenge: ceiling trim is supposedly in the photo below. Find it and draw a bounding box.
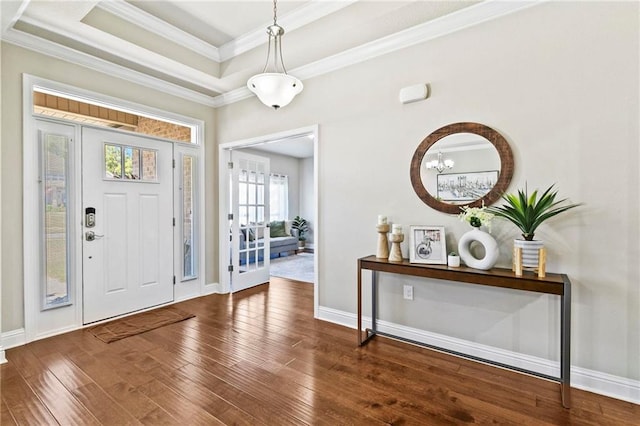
[213,0,543,107]
[217,0,358,62]
[3,27,220,107]
[97,0,221,62]
[2,0,543,109]
[19,14,230,93]
[98,0,357,64]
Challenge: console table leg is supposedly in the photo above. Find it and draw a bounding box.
[371,271,378,334]
[357,260,363,345]
[561,275,572,408]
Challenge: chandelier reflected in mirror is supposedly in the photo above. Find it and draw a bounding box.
[425,151,454,173]
[247,0,303,110]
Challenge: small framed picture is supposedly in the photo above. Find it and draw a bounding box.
[409,226,447,264]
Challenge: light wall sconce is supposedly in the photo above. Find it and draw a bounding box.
[399,84,429,104]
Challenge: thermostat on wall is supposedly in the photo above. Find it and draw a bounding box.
[399,84,429,104]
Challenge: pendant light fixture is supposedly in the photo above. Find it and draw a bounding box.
[247,0,303,109]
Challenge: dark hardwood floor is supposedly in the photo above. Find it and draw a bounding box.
[2,277,638,425]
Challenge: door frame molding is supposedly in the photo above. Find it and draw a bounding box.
[22,74,206,343]
[218,125,319,317]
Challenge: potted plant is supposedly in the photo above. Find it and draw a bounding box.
[291,215,309,249]
[487,184,581,267]
[447,252,460,268]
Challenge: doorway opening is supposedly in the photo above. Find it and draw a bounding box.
[219,126,319,317]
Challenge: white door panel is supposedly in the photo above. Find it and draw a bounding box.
[231,151,270,292]
[82,127,173,324]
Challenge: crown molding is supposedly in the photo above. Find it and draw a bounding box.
[98,0,356,63]
[2,0,543,109]
[218,0,358,62]
[295,0,542,81]
[97,0,221,62]
[213,0,543,107]
[18,14,230,94]
[2,27,219,107]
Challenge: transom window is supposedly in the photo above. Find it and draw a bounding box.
[34,90,194,143]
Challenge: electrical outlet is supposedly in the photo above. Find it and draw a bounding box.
[403,285,413,300]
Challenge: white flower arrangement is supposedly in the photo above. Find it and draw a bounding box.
[459,204,494,232]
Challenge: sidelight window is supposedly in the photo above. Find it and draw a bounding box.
[42,132,71,309]
[182,155,196,279]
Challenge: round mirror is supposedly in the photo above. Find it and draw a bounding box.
[410,122,514,214]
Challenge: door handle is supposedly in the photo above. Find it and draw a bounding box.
[85,231,104,241]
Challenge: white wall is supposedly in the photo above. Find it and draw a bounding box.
[216,0,639,387]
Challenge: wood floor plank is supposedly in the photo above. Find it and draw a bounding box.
[3,277,638,425]
[136,379,227,426]
[1,397,18,426]
[1,364,58,425]
[22,369,100,425]
[71,381,141,425]
[104,381,176,424]
[3,345,100,425]
[148,366,266,426]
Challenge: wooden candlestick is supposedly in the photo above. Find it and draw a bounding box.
[388,233,404,262]
[376,224,390,259]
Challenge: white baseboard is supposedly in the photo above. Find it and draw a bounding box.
[318,306,640,405]
[1,328,26,350]
[202,281,223,295]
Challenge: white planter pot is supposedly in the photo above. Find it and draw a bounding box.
[514,239,544,267]
[458,228,499,270]
[447,255,460,267]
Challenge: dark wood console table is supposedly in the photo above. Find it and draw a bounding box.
[357,255,571,408]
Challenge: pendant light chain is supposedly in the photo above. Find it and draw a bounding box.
[273,0,278,26]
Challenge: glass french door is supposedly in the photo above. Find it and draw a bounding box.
[230,151,270,292]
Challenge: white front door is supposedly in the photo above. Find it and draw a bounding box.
[230,151,270,292]
[82,127,174,324]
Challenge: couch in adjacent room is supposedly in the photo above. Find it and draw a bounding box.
[239,220,299,264]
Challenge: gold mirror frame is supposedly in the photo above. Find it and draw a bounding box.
[410,122,514,214]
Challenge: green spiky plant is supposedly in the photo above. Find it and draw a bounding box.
[291,215,309,241]
[487,184,581,241]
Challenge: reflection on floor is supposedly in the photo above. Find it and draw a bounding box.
[270,252,314,283]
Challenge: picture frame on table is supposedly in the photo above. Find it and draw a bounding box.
[437,170,499,203]
[409,226,447,264]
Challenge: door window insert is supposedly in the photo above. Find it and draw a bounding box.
[238,159,267,273]
[104,143,157,182]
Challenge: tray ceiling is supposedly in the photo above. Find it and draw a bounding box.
[1,1,539,107]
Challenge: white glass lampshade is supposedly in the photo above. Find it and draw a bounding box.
[247,73,303,110]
